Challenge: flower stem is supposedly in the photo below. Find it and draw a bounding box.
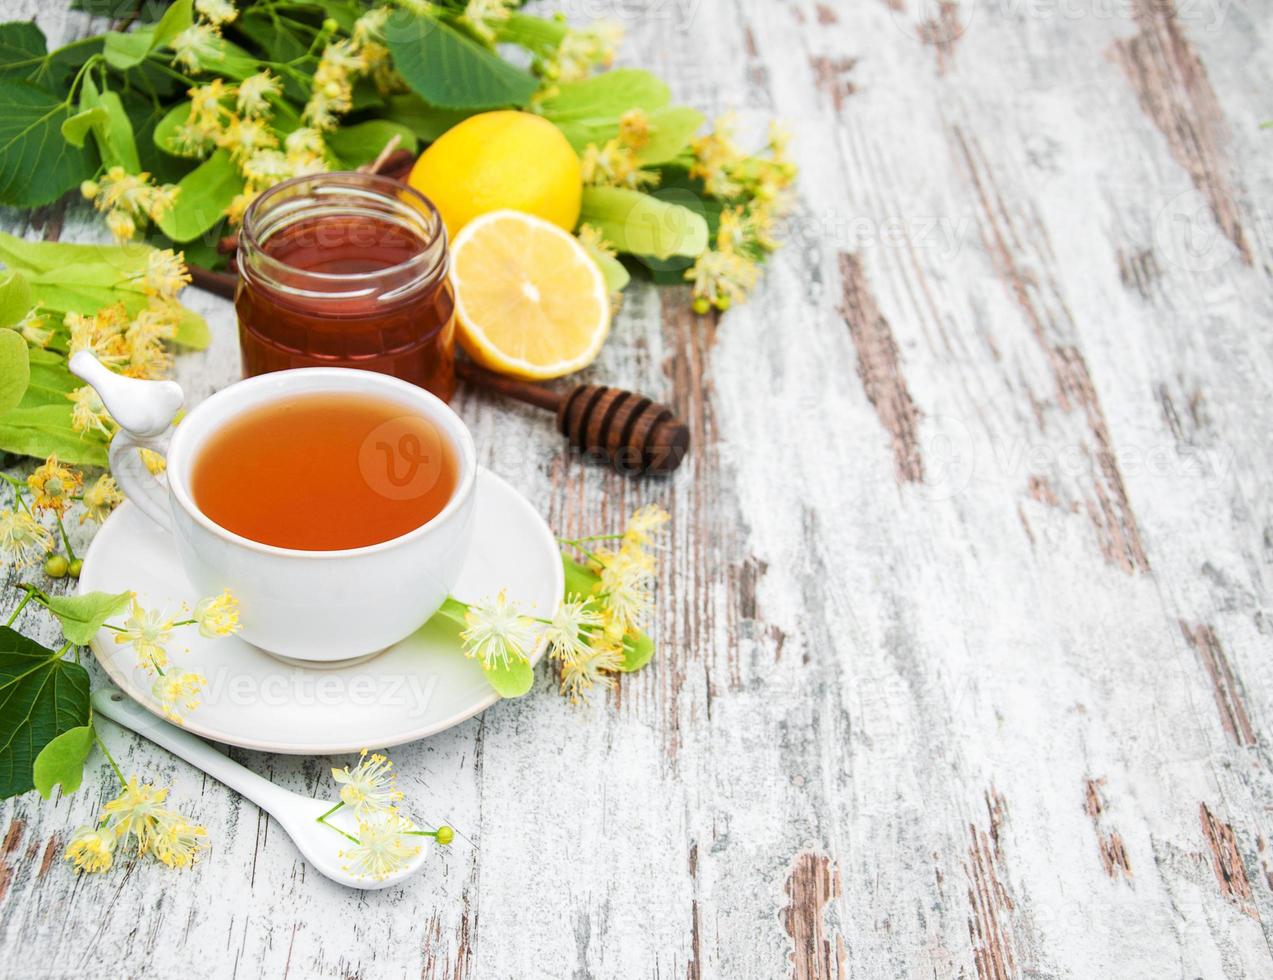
[5,589,33,626]
[55,512,77,562]
[316,801,360,844]
[93,730,126,788]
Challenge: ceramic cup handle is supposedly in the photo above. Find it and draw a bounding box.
[69,351,184,533]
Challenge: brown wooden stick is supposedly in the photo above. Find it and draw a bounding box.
[189,264,237,300]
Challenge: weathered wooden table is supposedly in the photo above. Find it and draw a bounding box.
[4,0,1273,976]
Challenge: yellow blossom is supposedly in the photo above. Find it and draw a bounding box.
[139,249,191,299]
[217,115,278,163]
[123,328,172,379]
[81,474,124,524]
[193,590,241,638]
[66,306,128,367]
[64,825,115,873]
[113,599,175,673]
[152,814,208,868]
[622,504,670,550]
[106,209,136,242]
[0,508,53,568]
[188,79,233,124]
[101,779,171,854]
[226,189,260,226]
[461,0,515,43]
[68,386,114,437]
[596,545,655,637]
[559,642,624,704]
[152,670,208,722]
[544,595,604,665]
[340,811,420,881]
[195,0,237,27]
[14,310,51,347]
[460,590,541,669]
[236,70,280,117]
[240,149,294,189]
[170,22,223,74]
[331,749,403,818]
[543,23,622,82]
[27,454,83,516]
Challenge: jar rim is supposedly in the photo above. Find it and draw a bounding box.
[238,172,448,296]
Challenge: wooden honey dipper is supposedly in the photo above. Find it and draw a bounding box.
[187,265,690,474]
[455,361,689,475]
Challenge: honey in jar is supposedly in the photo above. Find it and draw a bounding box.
[236,173,456,400]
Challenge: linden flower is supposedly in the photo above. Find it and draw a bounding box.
[544,23,623,82]
[622,504,670,550]
[0,508,54,568]
[27,454,84,516]
[139,249,191,300]
[170,23,223,74]
[217,116,278,163]
[67,386,113,438]
[236,71,280,118]
[331,749,403,818]
[15,310,51,347]
[114,599,175,673]
[188,79,233,123]
[195,0,237,27]
[686,248,759,310]
[64,825,115,873]
[123,330,172,380]
[461,0,515,43]
[193,590,241,638]
[241,149,294,189]
[81,474,124,524]
[285,127,325,158]
[597,547,655,637]
[152,814,208,868]
[460,590,542,669]
[544,595,604,665]
[152,670,207,722]
[102,778,172,854]
[340,812,420,881]
[67,308,128,368]
[559,643,624,704]
[106,209,136,242]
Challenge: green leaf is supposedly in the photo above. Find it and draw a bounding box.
[0,330,30,414]
[152,100,196,156]
[382,93,473,144]
[0,268,34,327]
[561,552,601,599]
[577,234,629,293]
[326,120,419,169]
[0,24,100,94]
[102,27,156,70]
[0,229,150,276]
[495,12,567,55]
[637,107,704,165]
[60,106,108,147]
[0,626,91,799]
[538,70,671,122]
[151,0,194,50]
[620,630,654,672]
[79,84,142,172]
[32,723,94,799]
[0,403,108,466]
[173,305,210,349]
[479,656,535,698]
[0,79,97,207]
[155,149,244,243]
[385,11,538,111]
[580,187,708,260]
[45,591,131,646]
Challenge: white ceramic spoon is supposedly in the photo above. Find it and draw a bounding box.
[91,687,428,890]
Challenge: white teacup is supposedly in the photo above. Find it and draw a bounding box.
[70,353,477,664]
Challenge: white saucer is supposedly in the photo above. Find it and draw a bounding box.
[79,468,563,754]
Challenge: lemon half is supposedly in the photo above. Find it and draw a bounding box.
[450,210,610,380]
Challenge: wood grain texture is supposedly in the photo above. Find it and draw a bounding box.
[4,0,1273,977]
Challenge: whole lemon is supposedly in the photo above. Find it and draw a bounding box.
[407,111,582,238]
